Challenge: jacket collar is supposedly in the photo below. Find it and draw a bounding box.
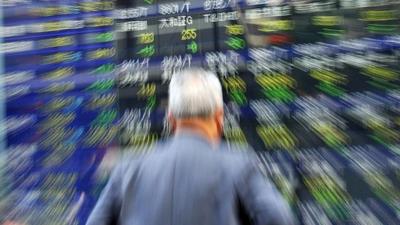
[169,129,219,150]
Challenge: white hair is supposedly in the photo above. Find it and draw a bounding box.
[168,68,223,118]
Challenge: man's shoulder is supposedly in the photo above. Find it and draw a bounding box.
[117,140,171,166]
[115,141,258,174]
[216,142,259,168]
[219,142,256,156]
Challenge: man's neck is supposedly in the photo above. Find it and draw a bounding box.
[175,119,220,145]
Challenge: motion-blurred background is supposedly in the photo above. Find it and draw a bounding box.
[1,0,400,224]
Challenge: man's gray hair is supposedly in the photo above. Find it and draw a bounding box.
[168,68,223,118]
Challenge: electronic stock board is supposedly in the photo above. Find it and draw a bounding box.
[115,0,400,225]
[2,0,400,224]
[1,0,117,224]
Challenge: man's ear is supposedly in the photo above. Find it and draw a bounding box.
[215,108,224,134]
[167,112,177,132]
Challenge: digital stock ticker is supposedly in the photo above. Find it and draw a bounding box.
[1,0,400,224]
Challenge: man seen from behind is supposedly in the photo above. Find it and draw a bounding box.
[86,68,297,225]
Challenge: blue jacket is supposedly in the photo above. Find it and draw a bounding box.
[86,132,296,225]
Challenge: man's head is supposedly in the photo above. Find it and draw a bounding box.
[168,68,224,143]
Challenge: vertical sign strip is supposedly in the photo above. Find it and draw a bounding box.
[0,1,5,150]
[0,2,8,220]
